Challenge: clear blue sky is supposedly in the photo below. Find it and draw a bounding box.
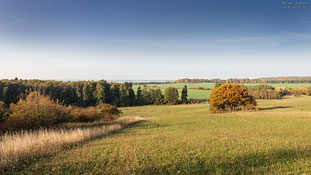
[0,0,310,80]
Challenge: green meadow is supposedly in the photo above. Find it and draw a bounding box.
[133,83,311,101]
[15,96,311,174]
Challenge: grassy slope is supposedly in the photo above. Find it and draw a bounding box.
[133,83,311,101]
[16,96,311,174]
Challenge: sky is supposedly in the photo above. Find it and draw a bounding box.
[0,0,310,80]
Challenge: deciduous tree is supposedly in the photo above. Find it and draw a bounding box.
[209,84,256,112]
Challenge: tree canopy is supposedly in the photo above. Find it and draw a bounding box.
[164,87,179,105]
[181,85,188,104]
[209,84,257,112]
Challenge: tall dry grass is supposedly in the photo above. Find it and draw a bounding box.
[0,116,144,170]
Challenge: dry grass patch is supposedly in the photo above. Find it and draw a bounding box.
[0,116,144,170]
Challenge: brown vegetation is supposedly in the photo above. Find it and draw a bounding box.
[3,92,70,131]
[209,84,257,113]
[0,92,121,133]
[0,116,144,170]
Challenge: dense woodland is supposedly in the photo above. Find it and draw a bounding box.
[0,79,181,108]
[0,79,134,107]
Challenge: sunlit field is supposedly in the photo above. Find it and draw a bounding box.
[11,96,311,174]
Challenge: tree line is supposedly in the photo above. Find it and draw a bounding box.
[0,79,135,107]
[243,84,311,99]
[172,77,311,84]
[0,79,185,108]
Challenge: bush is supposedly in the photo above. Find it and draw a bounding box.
[97,104,121,115]
[67,106,100,122]
[209,84,257,113]
[247,89,281,99]
[290,86,311,96]
[5,92,70,130]
[244,85,281,100]
[67,104,121,122]
[275,87,291,96]
[97,104,121,121]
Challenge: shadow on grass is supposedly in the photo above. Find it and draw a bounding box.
[189,99,207,103]
[208,147,310,174]
[136,147,311,174]
[122,120,168,131]
[260,106,292,111]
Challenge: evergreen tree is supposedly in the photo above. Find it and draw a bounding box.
[75,82,84,106]
[94,83,106,104]
[110,84,120,106]
[141,87,151,104]
[148,88,157,103]
[154,88,164,105]
[82,82,93,106]
[136,86,143,105]
[127,83,136,106]
[164,87,179,105]
[181,85,188,104]
[62,84,76,105]
[119,82,135,106]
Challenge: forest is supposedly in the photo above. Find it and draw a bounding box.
[0,79,182,108]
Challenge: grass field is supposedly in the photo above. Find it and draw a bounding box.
[133,83,311,101]
[12,96,311,174]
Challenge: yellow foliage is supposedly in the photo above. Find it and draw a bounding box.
[209,84,257,112]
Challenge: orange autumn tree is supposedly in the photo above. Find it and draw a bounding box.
[209,84,257,112]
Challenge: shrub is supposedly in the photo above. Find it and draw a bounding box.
[275,87,291,96]
[244,85,282,100]
[67,106,100,122]
[67,104,121,122]
[247,89,281,99]
[97,104,121,121]
[189,98,195,104]
[4,92,70,130]
[209,84,257,113]
[290,86,311,96]
[97,104,121,115]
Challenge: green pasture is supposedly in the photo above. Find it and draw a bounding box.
[16,96,311,174]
